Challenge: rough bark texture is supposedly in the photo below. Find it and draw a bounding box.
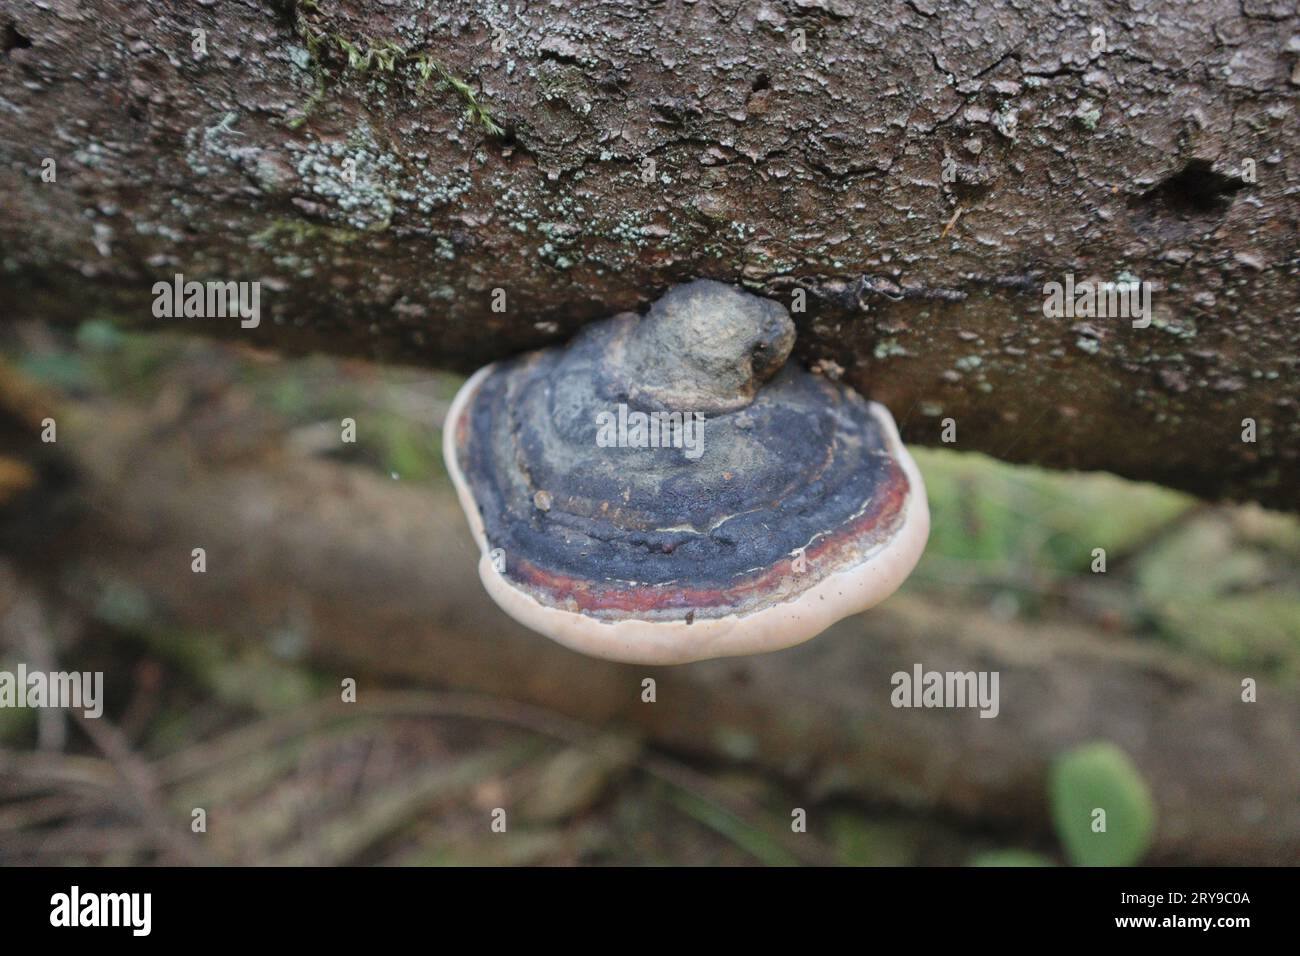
[14,391,1297,866]
[1,0,1297,507]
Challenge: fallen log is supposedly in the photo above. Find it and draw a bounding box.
[0,1,1296,506]
[28,393,1296,865]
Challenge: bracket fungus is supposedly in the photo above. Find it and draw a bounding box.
[444,280,929,664]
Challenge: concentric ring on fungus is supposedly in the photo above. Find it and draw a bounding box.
[444,279,930,664]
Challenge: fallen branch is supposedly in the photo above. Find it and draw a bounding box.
[28,395,1297,865]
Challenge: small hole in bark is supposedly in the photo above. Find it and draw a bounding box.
[2,21,32,54]
[1138,159,1245,215]
[950,180,991,204]
[752,73,770,92]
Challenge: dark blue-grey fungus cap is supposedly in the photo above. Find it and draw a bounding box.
[445,280,929,664]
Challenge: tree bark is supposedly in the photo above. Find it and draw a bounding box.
[0,0,1296,507]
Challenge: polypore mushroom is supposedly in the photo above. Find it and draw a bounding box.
[444,279,929,664]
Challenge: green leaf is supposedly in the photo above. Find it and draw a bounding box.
[1050,742,1155,867]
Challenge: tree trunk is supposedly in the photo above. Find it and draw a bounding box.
[0,0,1296,507]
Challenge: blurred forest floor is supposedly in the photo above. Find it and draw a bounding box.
[1,322,1297,866]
